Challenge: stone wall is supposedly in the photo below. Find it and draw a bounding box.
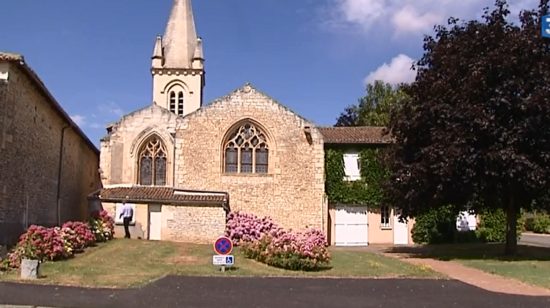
[99,105,179,186]
[163,205,226,243]
[0,62,100,245]
[102,202,225,243]
[176,85,326,232]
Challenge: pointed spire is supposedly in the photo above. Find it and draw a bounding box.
[152,35,163,59]
[152,35,163,68]
[162,0,198,68]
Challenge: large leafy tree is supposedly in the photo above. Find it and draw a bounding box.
[386,0,550,255]
[336,80,408,127]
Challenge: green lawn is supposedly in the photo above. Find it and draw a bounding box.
[0,240,436,288]
[386,243,550,289]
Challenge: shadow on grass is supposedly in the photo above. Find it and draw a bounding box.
[383,243,550,261]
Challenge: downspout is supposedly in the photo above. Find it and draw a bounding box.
[56,125,70,226]
[172,132,176,187]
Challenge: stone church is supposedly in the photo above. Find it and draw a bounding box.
[95,0,412,245]
[96,0,326,242]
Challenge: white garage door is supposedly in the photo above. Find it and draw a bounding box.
[334,206,368,246]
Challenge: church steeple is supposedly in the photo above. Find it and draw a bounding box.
[163,0,198,68]
[152,0,205,116]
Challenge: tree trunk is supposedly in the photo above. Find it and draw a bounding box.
[504,195,518,256]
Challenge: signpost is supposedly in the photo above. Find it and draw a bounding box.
[213,236,234,272]
[542,15,550,38]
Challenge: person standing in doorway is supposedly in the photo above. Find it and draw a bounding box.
[119,198,134,239]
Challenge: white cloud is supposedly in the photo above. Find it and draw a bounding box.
[365,54,416,85]
[327,0,539,36]
[392,6,442,34]
[71,114,86,127]
[98,102,124,117]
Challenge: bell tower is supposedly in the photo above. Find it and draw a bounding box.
[152,0,204,116]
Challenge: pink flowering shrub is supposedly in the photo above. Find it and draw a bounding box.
[229,212,331,271]
[7,225,74,267]
[225,211,283,246]
[62,221,95,252]
[89,210,115,242]
[5,215,113,269]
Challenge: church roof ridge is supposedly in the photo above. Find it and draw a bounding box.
[201,83,317,126]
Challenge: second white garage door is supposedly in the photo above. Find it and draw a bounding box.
[334,206,369,246]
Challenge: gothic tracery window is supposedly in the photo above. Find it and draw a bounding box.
[139,137,167,185]
[224,123,269,174]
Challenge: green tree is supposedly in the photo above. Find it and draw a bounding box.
[386,0,550,255]
[336,80,408,127]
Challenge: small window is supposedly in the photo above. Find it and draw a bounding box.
[177,92,184,116]
[381,206,391,229]
[343,153,361,181]
[169,92,176,113]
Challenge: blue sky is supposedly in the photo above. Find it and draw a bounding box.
[1,0,537,145]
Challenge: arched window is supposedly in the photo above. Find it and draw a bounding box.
[224,123,269,174]
[169,92,176,113]
[177,92,184,116]
[138,137,167,186]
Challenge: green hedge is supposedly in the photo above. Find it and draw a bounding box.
[411,206,522,244]
[525,214,550,234]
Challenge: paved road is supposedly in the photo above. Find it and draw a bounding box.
[0,276,549,308]
[520,233,550,248]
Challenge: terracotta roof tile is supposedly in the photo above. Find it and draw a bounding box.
[318,126,392,144]
[90,186,229,209]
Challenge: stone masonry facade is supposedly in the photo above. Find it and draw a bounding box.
[100,84,327,241]
[100,105,180,186]
[0,58,101,245]
[176,85,326,232]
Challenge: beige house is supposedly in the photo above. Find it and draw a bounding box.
[0,53,101,246]
[95,0,414,245]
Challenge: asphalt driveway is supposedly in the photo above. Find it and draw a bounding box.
[1,276,549,308]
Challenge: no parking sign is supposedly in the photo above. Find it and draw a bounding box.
[213,236,233,255]
[213,236,234,269]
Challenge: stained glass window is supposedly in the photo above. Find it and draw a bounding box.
[223,122,269,174]
[138,137,167,185]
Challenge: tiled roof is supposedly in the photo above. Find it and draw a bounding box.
[318,126,392,145]
[90,186,229,210]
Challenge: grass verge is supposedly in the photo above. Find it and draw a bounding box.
[385,243,550,289]
[0,239,436,288]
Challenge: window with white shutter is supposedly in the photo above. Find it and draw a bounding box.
[343,153,361,181]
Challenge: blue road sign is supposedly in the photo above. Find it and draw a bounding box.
[542,15,550,38]
[213,255,235,266]
[213,236,233,255]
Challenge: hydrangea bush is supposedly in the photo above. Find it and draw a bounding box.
[225,211,282,245]
[89,210,115,242]
[227,211,331,271]
[62,221,95,252]
[4,211,115,269]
